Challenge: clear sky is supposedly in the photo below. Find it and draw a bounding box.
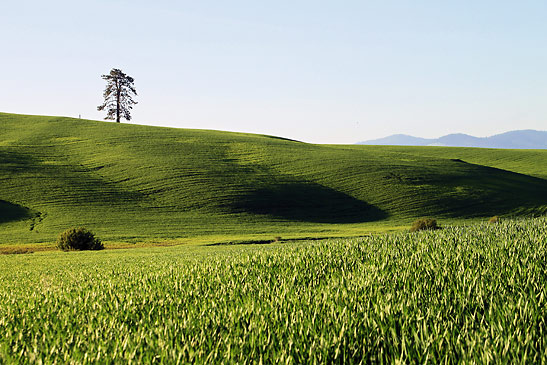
[1,1,546,144]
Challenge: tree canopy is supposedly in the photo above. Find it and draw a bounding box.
[97,68,137,123]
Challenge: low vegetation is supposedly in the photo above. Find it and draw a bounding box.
[56,227,103,251]
[1,217,545,362]
[410,217,439,232]
[489,215,501,223]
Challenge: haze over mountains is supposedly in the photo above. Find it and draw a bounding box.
[358,130,547,149]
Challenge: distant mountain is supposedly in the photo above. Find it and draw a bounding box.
[357,130,547,149]
[359,134,433,146]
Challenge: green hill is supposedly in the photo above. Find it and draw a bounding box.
[1,112,546,246]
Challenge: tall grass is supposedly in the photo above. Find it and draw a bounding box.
[1,217,545,362]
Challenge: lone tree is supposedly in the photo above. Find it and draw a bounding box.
[97,68,137,123]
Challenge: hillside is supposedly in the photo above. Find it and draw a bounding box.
[358,130,547,149]
[1,113,547,245]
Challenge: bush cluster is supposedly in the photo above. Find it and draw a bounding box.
[488,216,501,224]
[57,227,103,251]
[410,218,440,232]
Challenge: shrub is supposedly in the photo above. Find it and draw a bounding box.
[57,227,104,251]
[488,216,500,224]
[410,218,440,232]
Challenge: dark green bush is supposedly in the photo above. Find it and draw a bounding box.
[57,227,103,251]
[410,218,440,232]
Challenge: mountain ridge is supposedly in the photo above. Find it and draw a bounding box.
[358,130,547,149]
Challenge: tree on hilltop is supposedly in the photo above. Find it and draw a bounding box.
[97,68,137,123]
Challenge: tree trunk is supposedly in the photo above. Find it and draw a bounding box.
[116,80,121,123]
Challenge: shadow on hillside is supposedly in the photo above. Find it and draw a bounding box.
[0,200,33,223]
[0,148,145,206]
[424,161,547,218]
[260,135,303,143]
[232,182,387,223]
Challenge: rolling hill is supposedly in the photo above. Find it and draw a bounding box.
[1,112,547,246]
[358,130,547,149]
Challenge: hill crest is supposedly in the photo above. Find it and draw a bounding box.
[1,112,546,245]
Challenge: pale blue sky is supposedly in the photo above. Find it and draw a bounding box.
[1,1,546,143]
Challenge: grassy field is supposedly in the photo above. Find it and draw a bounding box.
[343,144,547,180]
[1,113,546,362]
[1,217,545,362]
[1,112,546,247]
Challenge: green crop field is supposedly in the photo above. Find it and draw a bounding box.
[1,217,545,362]
[343,144,547,180]
[1,113,546,362]
[1,112,546,248]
